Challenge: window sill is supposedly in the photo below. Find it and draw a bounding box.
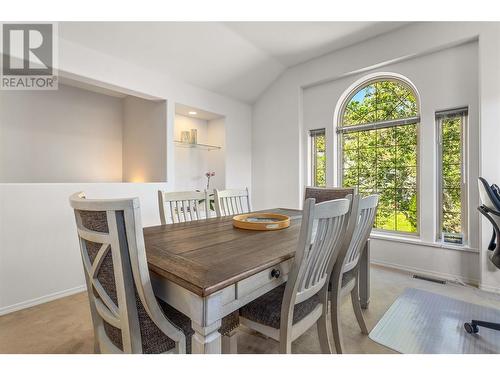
[369,232,479,254]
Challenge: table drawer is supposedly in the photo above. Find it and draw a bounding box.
[236,259,293,299]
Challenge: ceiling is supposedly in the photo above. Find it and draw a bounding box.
[59,22,408,103]
[175,103,223,121]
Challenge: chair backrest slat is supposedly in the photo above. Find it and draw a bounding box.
[158,190,209,224]
[214,188,251,217]
[193,199,200,221]
[285,197,352,308]
[298,210,347,297]
[182,200,187,221]
[342,195,379,273]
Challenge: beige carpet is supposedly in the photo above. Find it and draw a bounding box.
[1,265,499,354]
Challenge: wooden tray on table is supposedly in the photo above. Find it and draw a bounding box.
[232,213,290,231]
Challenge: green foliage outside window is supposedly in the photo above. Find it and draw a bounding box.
[440,116,463,238]
[313,133,326,187]
[315,135,326,186]
[340,80,419,233]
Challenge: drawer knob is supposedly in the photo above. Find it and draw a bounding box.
[271,268,281,279]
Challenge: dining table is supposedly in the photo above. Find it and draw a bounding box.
[145,208,371,354]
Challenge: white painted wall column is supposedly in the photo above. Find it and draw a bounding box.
[478,23,500,292]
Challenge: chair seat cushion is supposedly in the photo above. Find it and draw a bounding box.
[104,298,238,354]
[219,310,240,336]
[155,299,195,353]
[341,268,357,287]
[102,297,194,354]
[326,268,358,292]
[239,284,320,329]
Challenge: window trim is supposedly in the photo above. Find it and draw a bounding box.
[336,116,420,134]
[336,76,421,236]
[338,77,420,128]
[309,128,326,187]
[435,107,468,245]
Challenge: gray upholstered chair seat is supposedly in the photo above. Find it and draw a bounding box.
[103,293,238,354]
[326,268,357,291]
[341,268,357,287]
[149,299,194,353]
[219,310,240,335]
[101,293,194,354]
[239,284,320,329]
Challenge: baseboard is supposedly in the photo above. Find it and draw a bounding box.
[0,284,86,316]
[371,259,479,287]
[478,283,500,294]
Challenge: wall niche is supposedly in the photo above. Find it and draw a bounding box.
[174,103,225,191]
[0,79,167,183]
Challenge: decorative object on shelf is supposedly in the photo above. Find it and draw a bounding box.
[181,131,191,143]
[232,213,290,231]
[190,129,197,144]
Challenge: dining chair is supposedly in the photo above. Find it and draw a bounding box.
[70,192,238,354]
[329,194,379,354]
[214,187,251,217]
[158,190,209,224]
[304,186,357,203]
[239,197,354,353]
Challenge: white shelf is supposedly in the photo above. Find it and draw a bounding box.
[174,140,221,151]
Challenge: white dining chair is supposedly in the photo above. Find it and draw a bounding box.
[239,197,356,353]
[69,192,190,354]
[158,190,209,224]
[330,194,379,354]
[214,188,251,217]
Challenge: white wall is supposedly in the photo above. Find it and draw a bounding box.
[207,117,226,190]
[0,84,124,183]
[0,36,252,314]
[0,183,167,313]
[252,22,500,291]
[123,97,168,183]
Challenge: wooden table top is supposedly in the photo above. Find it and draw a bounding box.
[144,208,302,297]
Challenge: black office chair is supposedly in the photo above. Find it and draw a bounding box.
[464,177,500,334]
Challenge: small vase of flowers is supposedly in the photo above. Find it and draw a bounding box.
[198,171,216,212]
[205,171,216,190]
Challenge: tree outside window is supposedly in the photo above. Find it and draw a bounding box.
[310,129,326,187]
[339,79,419,233]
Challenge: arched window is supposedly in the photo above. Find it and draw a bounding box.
[338,78,419,233]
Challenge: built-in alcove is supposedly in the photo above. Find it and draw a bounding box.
[174,103,225,191]
[0,79,167,183]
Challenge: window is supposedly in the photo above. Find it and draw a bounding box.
[338,79,419,234]
[310,128,326,187]
[436,108,468,244]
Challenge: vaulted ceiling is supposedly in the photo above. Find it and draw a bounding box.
[59,22,407,103]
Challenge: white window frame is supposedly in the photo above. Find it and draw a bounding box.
[436,107,468,245]
[336,77,421,236]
